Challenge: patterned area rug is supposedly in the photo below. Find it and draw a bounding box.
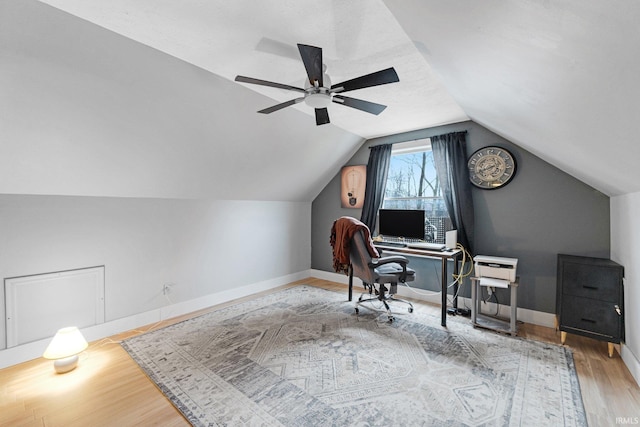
[122,285,587,426]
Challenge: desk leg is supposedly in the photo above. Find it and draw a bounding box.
[452,256,460,309]
[471,279,477,325]
[348,264,353,302]
[441,258,447,327]
[510,283,517,335]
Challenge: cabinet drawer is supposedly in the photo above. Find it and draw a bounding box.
[561,261,621,302]
[561,296,621,339]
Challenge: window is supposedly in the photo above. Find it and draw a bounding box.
[382,139,451,243]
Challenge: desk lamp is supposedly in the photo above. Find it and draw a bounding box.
[43,326,88,373]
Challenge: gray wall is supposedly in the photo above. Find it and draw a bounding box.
[312,121,610,313]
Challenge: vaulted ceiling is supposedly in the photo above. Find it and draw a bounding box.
[1,0,638,200]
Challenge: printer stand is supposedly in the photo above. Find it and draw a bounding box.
[470,277,519,336]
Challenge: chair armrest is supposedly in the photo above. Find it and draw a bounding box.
[371,255,409,267]
[370,256,409,282]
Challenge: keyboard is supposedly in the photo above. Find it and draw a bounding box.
[406,242,446,251]
[375,241,407,248]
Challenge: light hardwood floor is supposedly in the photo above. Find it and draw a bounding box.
[1,278,639,426]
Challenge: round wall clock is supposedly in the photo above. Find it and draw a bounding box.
[467,146,517,189]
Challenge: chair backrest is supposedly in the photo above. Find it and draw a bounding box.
[349,229,377,284]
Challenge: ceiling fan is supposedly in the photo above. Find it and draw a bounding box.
[235,43,399,126]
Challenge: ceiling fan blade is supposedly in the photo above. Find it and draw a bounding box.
[255,37,300,61]
[235,75,305,93]
[332,95,387,115]
[315,108,330,125]
[258,98,304,114]
[331,67,399,93]
[297,44,323,87]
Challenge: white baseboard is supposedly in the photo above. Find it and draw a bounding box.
[312,270,638,387]
[309,268,350,285]
[7,268,633,387]
[0,271,310,370]
[309,269,557,328]
[621,344,640,386]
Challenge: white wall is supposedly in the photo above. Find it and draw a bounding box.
[611,192,640,384]
[1,0,363,203]
[0,1,328,367]
[0,195,311,355]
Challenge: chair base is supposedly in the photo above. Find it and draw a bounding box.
[355,283,413,322]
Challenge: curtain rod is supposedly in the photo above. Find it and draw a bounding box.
[368,131,467,148]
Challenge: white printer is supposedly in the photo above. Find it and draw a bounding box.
[474,255,518,282]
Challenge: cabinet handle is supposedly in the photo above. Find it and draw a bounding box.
[580,318,596,323]
[583,285,598,290]
[615,305,622,315]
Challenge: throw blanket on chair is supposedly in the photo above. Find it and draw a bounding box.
[330,216,379,274]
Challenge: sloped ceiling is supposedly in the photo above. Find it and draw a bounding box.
[384,0,640,197]
[1,0,639,200]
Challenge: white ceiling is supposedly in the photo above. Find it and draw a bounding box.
[2,0,639,200]
[385,0,640,197]
[34,0,468,139]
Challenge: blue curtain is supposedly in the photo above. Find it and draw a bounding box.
[432,132,475,253]
[360,144,392,232]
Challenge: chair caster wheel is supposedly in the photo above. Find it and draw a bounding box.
[355,307,359,314]
[388,317,394,323]
[408,307,414,313]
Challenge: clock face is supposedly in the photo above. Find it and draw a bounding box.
[467,146,517,189]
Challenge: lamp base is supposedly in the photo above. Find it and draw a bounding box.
[53,354,79,374]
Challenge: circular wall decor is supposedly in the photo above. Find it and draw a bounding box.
[467,146,517,189]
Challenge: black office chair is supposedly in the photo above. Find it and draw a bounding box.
[349,229,416,322]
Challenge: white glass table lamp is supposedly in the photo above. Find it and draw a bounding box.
[43,326,88,373]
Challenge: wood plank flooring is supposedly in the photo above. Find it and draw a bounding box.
[1,278,638,426]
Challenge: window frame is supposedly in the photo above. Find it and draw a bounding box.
[381,139,450,243]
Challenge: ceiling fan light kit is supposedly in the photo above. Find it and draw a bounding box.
[235,43,399,125]
[304,92,331,109]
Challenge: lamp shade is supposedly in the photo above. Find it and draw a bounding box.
[43,326,88,360]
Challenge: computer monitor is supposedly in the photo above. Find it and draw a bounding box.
[378,209,425,240]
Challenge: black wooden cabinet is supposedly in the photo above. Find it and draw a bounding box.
[556,254,624,357]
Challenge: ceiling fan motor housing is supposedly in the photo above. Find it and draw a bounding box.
[303,74,332,108]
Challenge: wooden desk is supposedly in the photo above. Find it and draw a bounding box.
[348,244,461,327]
